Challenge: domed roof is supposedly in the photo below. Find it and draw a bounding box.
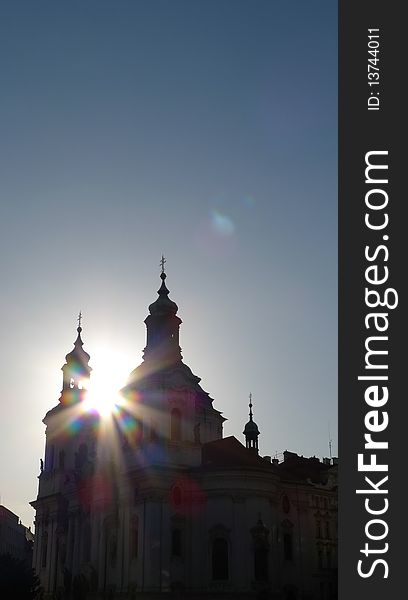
[244,419,260,435]
[65,326,91,368]
[148,271,178,316]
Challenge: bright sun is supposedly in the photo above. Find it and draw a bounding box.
[82,347,131,417]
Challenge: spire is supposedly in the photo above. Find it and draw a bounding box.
[243,393,260,453]
[143,258,182,364]
[60,314,91,403]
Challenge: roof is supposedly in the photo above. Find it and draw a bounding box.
[276,450,334,485]
[201,436,276,471]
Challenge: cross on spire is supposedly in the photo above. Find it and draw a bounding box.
[77,311,82,330]
[160,254,166,274]
[249,393,253,420]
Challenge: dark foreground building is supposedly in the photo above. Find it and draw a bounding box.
[0,504,34,564]
[31,269,337,599]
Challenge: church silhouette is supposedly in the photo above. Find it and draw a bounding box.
[31,264,337,600]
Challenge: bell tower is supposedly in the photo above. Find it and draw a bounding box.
[60,312,92,405]
[143,255,183,366]
[121,258,225,458]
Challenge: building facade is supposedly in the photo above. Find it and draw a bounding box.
[0,504,34,564]
[31,269,337,600]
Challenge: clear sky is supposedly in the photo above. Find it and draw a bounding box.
[0,0,337,528]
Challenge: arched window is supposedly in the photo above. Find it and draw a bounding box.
[83,518,91,562]
[130,517,139,559]
[283,533,293,561]
[75,443,88,469]
[172,486,182,507]
[109,535,117,567]
[59,450,65,469]
[254,546,268,581]
[41,531,48,568]
[282,494,290,514]
[79,443,88,460]
[150,422,158,442]
[285,588,298,600]
[171,528,182,557]
[47,445,55,470]
[212,538,228,581]
[171,408,182,441]
[251,517,269,582]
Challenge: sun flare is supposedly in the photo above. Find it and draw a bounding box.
[81,347,131,417]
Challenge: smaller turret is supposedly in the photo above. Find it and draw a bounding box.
[243,393,260,453]
[60,313,91,404]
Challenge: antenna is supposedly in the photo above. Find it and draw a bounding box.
[328,422,333,460]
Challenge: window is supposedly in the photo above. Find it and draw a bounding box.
[109,535,117,566]
[41,531,48,568]
[318,549,323,570]
[171,528,182,557]
[59,450,65,469]
[320,582,325,600]
[254,547,268,581]
[172,486,182,507]
[283,533,293,561]
[130,517,139,559]
[316,520,322,538]
[282,495,290,514]
[150,422,158,442]
[47,445,55,470]
[325,521,330,539]
[83,519,91,562]
[212,538,228,580]
[75,443,88,469]
[171,408,182,441]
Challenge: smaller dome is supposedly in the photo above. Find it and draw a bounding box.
[243,419,260,436]
[243,393,260,440]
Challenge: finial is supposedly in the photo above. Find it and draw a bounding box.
[160,254,166,275]
[77,311,82,332]
[249,392,253,421]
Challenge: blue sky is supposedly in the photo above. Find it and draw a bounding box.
[0,0,337,527]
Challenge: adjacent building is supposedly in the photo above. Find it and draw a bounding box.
[0,504,34,564]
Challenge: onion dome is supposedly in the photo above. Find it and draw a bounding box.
[148,270,179,316]
[65,326,91,367]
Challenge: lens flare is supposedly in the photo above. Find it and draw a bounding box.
[210,209,235,236]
